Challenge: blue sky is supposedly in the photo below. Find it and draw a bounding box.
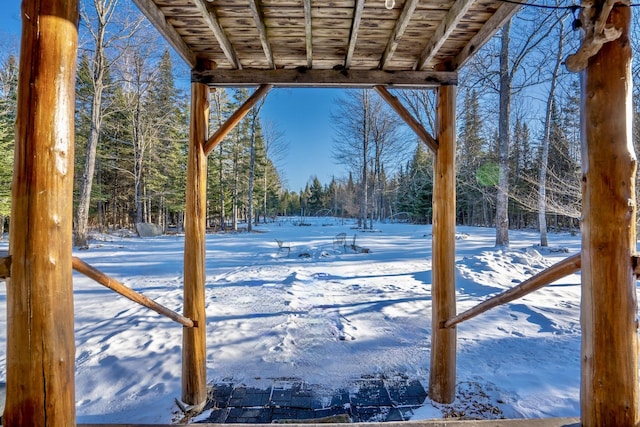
[0,0,345,192]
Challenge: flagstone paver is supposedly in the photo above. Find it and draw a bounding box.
[195,376,427,424]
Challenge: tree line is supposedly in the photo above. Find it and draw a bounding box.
[1,0,640,248]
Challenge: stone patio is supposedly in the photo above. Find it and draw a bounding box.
[194,376,429,424]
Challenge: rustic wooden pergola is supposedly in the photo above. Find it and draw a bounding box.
[3,0,636,425]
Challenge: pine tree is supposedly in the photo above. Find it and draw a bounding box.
[307,177,325,214]
[145,50,188,230]
[0,54,18,238]
[457,89,486,226]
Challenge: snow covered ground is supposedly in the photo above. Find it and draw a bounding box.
[0,218,586,423]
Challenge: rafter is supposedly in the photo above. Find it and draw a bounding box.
[248,0,275,69]
[303,0,313,68]
[345,0,365,69]
[450,1,522,69]
[380,0,420,70]
[192,68,458,88]
[191,0,242,69]
[415,0,475,70]
[132,0,197,68]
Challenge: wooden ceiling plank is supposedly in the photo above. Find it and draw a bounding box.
[380,0,420,70]
[303,0,313,68]
[248,0,276,69]
[191,0,243,69]
[451,1,522,69]
[192,68,458,87]
[132,0,197,67]
[345,0,365,68]
[374,86,438,152]
[415,0,476,70]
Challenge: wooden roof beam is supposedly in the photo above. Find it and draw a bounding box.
[380,0,420,70]
[415,0,476,70]
[374,86,438,152]
[192,68,457,88]
[450,1,522,69]
[204,84,273,155]
[192,0,242,69]
[248,0,275,69]
[303,0,313,68]
[132,0,197,68]
[345,0,365,69]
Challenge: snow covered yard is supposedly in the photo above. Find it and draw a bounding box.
[0,219,586,423]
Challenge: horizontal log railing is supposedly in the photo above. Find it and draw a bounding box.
[72,257,195,328]
[444,253,582,329]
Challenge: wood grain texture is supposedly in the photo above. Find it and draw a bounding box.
[580,4,638,426]
[192,69,457,88]
[5,0,79,425]
[429,84,456,404]
[182,82,210,408]
[135,0,513,78]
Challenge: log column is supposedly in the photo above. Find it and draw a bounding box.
[580,4,638,426]
[5,0,79,425]
[182,81,209,408]
[429,84,457,403]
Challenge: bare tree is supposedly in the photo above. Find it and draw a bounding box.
[247,94,268,232]
[261,121,287,223]
[332,90,373,228]
[332,89,406,227]
[538,13,569,246]
[74,0,142,247]
[495,21,512,247]
[116,28,165,226]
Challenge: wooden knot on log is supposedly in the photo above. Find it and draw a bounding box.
[565,0,627,72]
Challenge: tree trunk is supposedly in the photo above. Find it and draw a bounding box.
[248,128,255,232]
[182,81,209,409]
[429,84,457,403]
[74,0,110,248]
[6,0,79,423]
[580,3,638,425]
[133,98,144,225]
[538,20,565,247]
[219,142,225,229]
[361,91,370,229]
[495,21,512,247]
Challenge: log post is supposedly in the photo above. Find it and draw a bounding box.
[5,0,79,425]
[580,3,638,425]
[429,84,457,403]
[182,81,209,408]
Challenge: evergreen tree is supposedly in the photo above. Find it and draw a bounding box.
[307,176,325,214]
[208,88,233,229]
[0,54,18,238]
[145,49,188,230]
[401,143,433,223]
[457,89,486,226]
